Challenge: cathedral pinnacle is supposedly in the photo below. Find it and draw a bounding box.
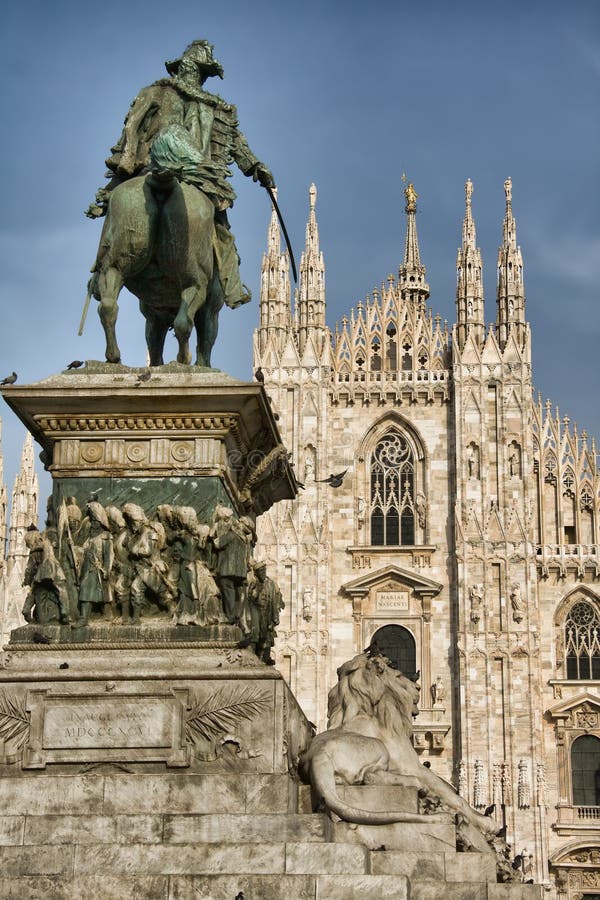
[297,183,326,354]
[257,187,291,352]
[399,180,429,306]
[456,178,484,350]
[496,177,526,350]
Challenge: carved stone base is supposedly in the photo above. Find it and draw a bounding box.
[0,645,311,774]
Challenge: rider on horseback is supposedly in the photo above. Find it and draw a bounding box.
[86,40,274,312]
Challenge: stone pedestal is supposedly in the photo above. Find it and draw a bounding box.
[0,644,311,776]
[2,363,296,517]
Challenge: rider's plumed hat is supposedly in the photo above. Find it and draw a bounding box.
[165,40,224,79]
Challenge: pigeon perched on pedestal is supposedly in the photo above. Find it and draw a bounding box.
[1,371,17,385]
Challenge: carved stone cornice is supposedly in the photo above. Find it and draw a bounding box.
[36,413,239,435]
[1,368,297,516]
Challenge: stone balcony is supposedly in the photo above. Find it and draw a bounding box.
[536,544,600,578]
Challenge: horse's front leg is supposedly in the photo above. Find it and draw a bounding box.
[174,284,206,366]
[96,266,123,363]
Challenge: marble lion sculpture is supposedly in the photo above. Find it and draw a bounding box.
[299,652,499,853]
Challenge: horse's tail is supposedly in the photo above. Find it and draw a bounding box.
[308,750,439,826]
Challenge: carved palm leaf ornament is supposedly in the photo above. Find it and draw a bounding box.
[185,686,270,745]
[0,691,30,750]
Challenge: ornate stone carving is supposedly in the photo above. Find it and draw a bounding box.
[185,685,271,761]
[473,758,487,808]
[457,759,468,798]
[0,690,30,757]
[518,758,530,808]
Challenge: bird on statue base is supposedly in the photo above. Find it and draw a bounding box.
[317,470,348,488]
[67,360,85,370]
[1,371,17,385]
[135,369,152,386]
[254,367,264,383]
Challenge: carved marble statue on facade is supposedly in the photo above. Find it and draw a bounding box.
[299,651,507,868]
[469,583,484,624]
[431,674,445,705]
[22,529,70,625]
[508,441,521,478]
[303,447,315,483]
[356,496,366,530]
[510,582,525,623]
[85,40,276,367]
[467,442,480,479]
[301,587,313,621]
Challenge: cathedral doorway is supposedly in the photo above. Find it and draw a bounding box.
[371,624,416,677]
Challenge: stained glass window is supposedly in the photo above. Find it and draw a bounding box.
[565,601,600,680]
[370,430,415,546]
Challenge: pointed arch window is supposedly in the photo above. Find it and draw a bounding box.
[565,600,600,680]
[370,430,415,546]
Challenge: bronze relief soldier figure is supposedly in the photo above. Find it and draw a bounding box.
[210,505,250,631]
[22,529,70,626]
[75,502,114,626]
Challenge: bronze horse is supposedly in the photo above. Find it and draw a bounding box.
[89,133,228,367]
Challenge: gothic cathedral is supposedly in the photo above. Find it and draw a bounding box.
[253,180,600,892]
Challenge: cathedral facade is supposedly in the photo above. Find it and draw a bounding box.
[0,430,39,648]
[253,180,600,892]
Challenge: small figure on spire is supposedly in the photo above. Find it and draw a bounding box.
[466,178,473,207]
[504,177,512,206]
[404,182,418,213]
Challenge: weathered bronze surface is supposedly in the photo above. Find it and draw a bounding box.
[18,494,283,653]
[86,40,275,367]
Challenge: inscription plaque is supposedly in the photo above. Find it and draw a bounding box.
[23,688,190,769]
[43,699,172,749]
[376,590,409,611]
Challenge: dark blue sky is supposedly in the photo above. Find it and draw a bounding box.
[0,0,598,496]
